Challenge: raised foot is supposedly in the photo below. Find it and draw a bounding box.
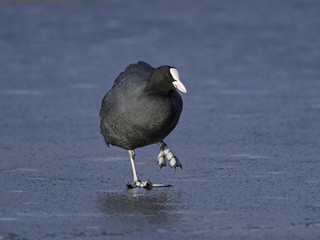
[158,153,182,170]
[158,141,183,170]
[157,151,166,168]
[169,155,183,170]
[126,180,172,189]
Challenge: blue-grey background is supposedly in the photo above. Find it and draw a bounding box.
[1,0,320,239]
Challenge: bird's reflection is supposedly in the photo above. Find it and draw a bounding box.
[98,188,182,225]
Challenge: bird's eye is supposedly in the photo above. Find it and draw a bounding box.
[165,73,170,78]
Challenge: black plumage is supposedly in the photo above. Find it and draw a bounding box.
[99,61,186,188]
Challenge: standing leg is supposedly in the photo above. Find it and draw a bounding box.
[126,149,171,189]
[128,150,138,182]
[127,150,152,189]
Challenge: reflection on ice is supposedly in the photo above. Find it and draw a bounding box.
[97,190,182,226]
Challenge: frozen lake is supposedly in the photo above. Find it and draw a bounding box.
[1,0,320,239]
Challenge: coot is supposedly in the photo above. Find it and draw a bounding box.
[100,61,187,188]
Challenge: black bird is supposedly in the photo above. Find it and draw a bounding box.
[100,61,187,188]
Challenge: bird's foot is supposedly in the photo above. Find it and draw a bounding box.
[127,180,152,189]
[157,151,166,168]
[126,180,172,189]
[158,141,183,170]
[152,183,173,188]
[169,155,183,171]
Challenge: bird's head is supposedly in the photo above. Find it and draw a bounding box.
[148,65,187,94]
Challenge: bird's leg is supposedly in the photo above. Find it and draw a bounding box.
[126,149,172,189]
[128,150,138,182]
[159,141,182,170]
[127,150,152,189]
